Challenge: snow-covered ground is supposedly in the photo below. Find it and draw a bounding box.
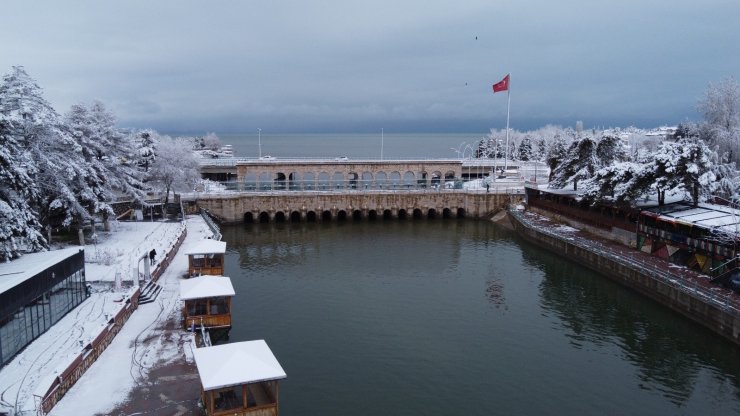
[0,216,213,416]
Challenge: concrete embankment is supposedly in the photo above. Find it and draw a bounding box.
[508,208,740,347]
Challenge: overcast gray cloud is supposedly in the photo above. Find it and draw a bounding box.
[2,0,738,133]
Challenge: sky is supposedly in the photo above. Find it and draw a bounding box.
[2,0,739,134]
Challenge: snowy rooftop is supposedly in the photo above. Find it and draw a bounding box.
[180,275,235,300]
[0,247,83,295]
[644,202,740,231]
[193,340,286,391]
[184,239,227,255]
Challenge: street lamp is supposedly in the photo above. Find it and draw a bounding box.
[257,128,262,158]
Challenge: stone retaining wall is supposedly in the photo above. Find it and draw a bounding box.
[509,209,740,347]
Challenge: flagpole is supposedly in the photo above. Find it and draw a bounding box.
[504,76,510,172]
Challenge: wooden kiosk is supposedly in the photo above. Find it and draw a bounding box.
[180,275,235,330]
[185,239,227,277]
[193,340,287,416]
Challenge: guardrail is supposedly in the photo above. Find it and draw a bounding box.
[509,209,740,316]
[199,209,222,241]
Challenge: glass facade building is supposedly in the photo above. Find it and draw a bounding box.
[0,248,86,368]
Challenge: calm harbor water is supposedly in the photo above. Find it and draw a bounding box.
[222,220,740,416]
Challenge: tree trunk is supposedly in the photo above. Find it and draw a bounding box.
[78,228,85,246]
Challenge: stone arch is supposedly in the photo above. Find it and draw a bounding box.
[244,212,255,223]
[336,210,348,221]
[332,172,345,189]
[274,211,287,222]
[275,172,287,190]
[376,172,387,189]
[442,208,453,219]
[383,209,393,219]
[244,172,257,191]
[389,171,401,189]
[288,172,301,190]
[431,171,442,188]
[362,172,373,189]
[303,172,316,190]
[259,172,271,190]
[418,171,428,188]
[403,171,415,188]
[318,172,331,190]
[352,209,362,221]
[368,209,378,220]
[444,171,456,181]
[321,210,332,221]
[258,211,270,223]
[412,208,423,219]
[306,211,318,222]
[290,211,302,222]
[398,208,408,219]
[348,172,359,189]
[428,208,438,219]
[457,208,466,218]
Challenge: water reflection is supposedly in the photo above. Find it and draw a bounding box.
[518,238,740,406]
[220,219,740,415]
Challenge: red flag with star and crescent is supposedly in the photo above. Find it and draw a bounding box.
[492,74,510,93]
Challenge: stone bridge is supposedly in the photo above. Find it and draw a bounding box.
[195,189,519,224]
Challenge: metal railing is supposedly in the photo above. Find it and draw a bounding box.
[509,209,740,315]
[195,177,525,194]
[199,208,222,241]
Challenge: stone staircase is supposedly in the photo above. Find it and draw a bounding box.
[138,280,163,305]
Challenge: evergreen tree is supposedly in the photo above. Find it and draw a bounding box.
[132,129,158,172]
[517,135,533,161]
[595,135,627,167]
[0,117,46,260]
[546,134,568,181]
[550,137,598,191]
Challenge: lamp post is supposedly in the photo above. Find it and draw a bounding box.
[258,128,262,158]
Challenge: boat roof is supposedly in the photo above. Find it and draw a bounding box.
[184,239,227,255]
[193,340,287,391]
[180,275,235,300]
[0,247,83,296]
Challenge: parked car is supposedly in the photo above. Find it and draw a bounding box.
[260,155,277,161]
[334,156,349,161]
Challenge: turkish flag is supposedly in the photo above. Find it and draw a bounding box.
[492,74,509,93]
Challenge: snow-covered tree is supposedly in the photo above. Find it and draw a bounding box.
[202,132,222,150]
[595,135,627,167]
[550,136,598,191]
[65,101,147,229]
[517,135,534,161]
[579,162,647,206]
[148,136,200,206]
[131,129,158,172]
[699,76,740,133]
[0,66,92,238]
[697,77,740,164]
[535,138,547,161]
[0,118,46,260]
[546,134,568,181]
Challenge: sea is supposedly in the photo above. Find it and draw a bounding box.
[216,132,486,159]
